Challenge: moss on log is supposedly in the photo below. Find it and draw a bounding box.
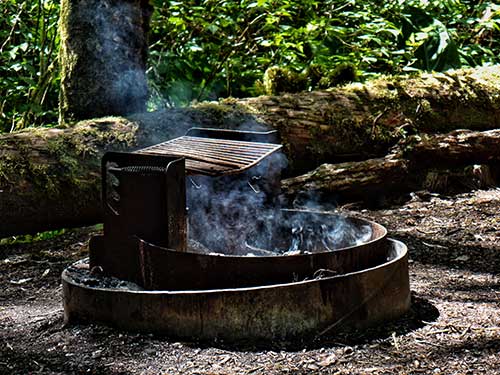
[2,66,500,236]
[241,66,500,172]
[0,118,139,235]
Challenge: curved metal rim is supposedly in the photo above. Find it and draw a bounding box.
[63,238,410,341]
[62,238,406,295]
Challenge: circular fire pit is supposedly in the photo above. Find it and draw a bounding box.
[62,211,410,343]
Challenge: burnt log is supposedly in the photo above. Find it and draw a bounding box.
[282,129,500,204]
[2,66,500,236]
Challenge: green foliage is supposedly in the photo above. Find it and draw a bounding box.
[0,228,66,245]
[149,0,500,106]
[0,0,60,133]
[1,0,500,129]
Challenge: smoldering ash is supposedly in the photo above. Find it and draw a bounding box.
[186,151,373,256]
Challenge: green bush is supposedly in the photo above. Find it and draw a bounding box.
[149,0,500,105]
[0,0,60,132]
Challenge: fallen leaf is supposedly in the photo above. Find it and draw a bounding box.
[9,278,33,285]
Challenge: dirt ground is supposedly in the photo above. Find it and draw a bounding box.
[1,188,499,374]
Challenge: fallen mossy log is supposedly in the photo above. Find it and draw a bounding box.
[404,129,500,169]
[282,156,414,206]
[0,110,266,237]
[0,119,139,237]
[282,129,500,204]
[2,66,500,236]
[243,66,500,172]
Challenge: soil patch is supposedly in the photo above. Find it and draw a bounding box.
[1,189,499,374]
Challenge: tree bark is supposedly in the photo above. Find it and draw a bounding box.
[59,0,152,122]
[0,118,138,236]
[281,129,500,204]
[2,66,500,236]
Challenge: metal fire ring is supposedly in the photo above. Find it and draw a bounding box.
[62,238,410,343]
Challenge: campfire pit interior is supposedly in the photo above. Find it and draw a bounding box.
[64,128,411,343]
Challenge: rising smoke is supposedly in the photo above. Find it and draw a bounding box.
[186,150,287,255]
[186,150,373,256]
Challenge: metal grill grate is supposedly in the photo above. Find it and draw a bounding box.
[136,135,282,176]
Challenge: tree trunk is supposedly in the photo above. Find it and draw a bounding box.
[281,129,500,204]
[2,66,500,236]
[59,0,152,123]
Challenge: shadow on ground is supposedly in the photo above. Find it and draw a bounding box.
[180,293,440,352]
[394,233,500,275]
